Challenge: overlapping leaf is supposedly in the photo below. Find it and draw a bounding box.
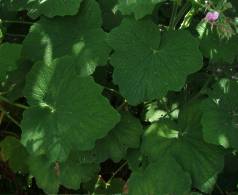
[21,56,120,162]
[0,43,22,81]
[0,136,28,173]
[23,0,110,76]
[98,0,122,31]
[201,79,238,149]
[69,112,143,163]
[200,30,238,64]
[1,0,82,18]
[133,102,224,193]
[108,18,202,105]
[128,156,191,195]
[117,0,165,20]
[92,112,143,162]
[29,153,99,194]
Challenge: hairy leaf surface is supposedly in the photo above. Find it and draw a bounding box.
[21,56,120,162]
[108,18,202,105]
[201,79,238,149]
[23,0,110,76]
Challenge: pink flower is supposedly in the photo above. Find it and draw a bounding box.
[205,11,220,22]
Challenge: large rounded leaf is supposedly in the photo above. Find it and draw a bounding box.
[201,79,238,149]
[142,115,224,192]
[22,0,110,76]
[21,56,120,162]
[27,0,82,19]
[128,156,191,195]
[1,0,82,18]
[108,18,203,105]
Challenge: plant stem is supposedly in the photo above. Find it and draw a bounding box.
[162,100,173,119]
[173,1,191,28]
[5,33,26,37]
[215,183,225,195]
[169,0,179,30]
[2,20,33,25]
[0,130,19,139]
[104,86,122,97]
[106,161,128,186]
[162,106,180,119]
[92,175,102,195]
[179,7,196,29]
[190,77,212,101]
[0,95,29,109]
[0,108,21,127]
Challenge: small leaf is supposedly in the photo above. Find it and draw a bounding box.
[0,43,22,81]
[0,136,28,173]
[92,112,143,162]
[29,153,99,194]
[200,30,238,64]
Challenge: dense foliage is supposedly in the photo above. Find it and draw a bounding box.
[0,0,238,194]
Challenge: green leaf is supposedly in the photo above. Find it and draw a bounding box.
[126,149,143,172]
[108,18,202,105]
[0,43,22,81]
[0,59,32,101]
[92,112,143,162]
[142,105,224,192]
[22,0,110,76]
[29,153,99,194]
[0,0,27,11]
[27,0,82,19]
[21,56,120,162]
[200,30,238,64]
[98,178,125,194]
[1,0,82,19]
[82,176,125,194]
[128,156,191,195]
[117,0,165,20]
[98,0,122,31]
[201,79,238,149]
[0,136,28,173]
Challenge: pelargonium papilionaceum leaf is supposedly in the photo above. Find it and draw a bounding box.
[128,155,192,195]
[201,79,238,149]
[1,0,83,19]
[28,153,99,194]
[200,30,238,64]
[129,101,224,194]
[108,18,203,105]
[0,136,28,173]
[67,112,143,164]
[90,112,143,162]
[0,43,22,81]
[21,56,120,162]
[117,0,165,20]
[22,0,110,76]
[142,121,224,192]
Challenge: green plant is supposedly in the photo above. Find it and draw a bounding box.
[0,0,238,194]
